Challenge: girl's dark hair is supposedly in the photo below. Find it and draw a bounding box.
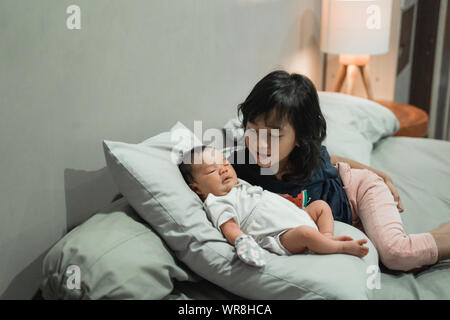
[237,70,326,184]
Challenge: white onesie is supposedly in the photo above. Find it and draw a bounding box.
[203,178,318,255]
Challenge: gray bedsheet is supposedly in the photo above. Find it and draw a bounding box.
[370,137,450,299]
[171,137,450,300]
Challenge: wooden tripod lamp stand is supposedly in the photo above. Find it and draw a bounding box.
[320,0,392,100]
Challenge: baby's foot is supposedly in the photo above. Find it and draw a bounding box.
[234,234,266,268]
[341,239,369,258]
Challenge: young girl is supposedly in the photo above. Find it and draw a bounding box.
[229,70,450,272]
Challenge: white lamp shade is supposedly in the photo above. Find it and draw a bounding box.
[321,0,393,55]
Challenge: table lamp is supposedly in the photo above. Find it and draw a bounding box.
[320,0,392,99]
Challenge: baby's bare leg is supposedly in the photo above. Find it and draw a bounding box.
[280,226,369,257]
[304,200,334,238]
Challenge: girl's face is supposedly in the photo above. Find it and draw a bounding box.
[245,110,299,173]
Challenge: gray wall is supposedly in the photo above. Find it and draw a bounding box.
[394,0,418,104]
[429,0,450,140]
[0,0,322,299]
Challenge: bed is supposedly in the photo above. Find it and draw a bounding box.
[168,136,450,300]
[40,92,450,300]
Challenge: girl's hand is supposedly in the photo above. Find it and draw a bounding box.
[379,173,404,213]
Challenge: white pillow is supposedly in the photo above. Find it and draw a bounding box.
[103,122,379,299]
[40,197,195,300]
[319,92,399,165]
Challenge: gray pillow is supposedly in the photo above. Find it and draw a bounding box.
[40,197,195,300]
[103,122,380,299]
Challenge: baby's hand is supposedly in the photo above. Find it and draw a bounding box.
[234,234,266,268]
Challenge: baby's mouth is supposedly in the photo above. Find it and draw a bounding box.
[222,176,232,183]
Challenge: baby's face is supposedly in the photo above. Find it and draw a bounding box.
[189,148,238,201]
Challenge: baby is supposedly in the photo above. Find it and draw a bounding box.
[179,146,369,267]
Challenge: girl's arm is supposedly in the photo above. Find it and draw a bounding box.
[330,154,385,178]
[330,154,404,212]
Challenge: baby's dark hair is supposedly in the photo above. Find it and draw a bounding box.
[238,70,327,184]
[178,145,208,185]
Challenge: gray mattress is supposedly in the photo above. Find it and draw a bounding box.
[170,136,450,300]
[370,137,450,299]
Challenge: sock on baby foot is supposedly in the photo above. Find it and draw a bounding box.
[234,234,266,268]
